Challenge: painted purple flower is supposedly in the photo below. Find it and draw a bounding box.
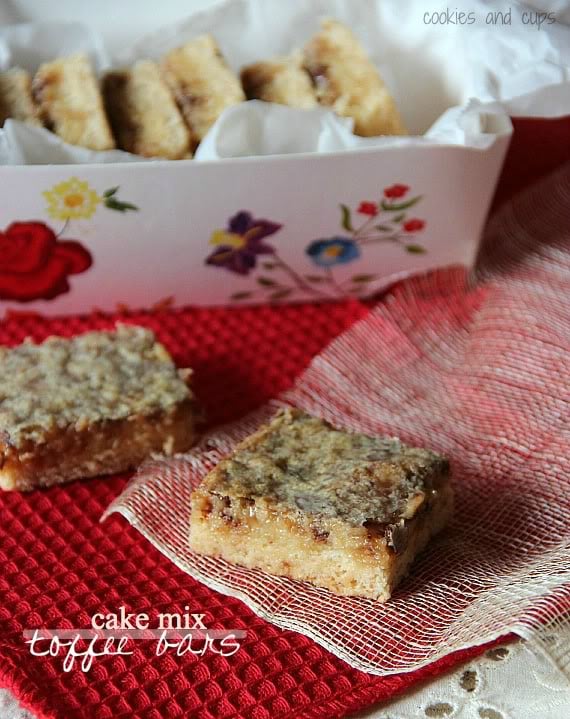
[206,211,282,275]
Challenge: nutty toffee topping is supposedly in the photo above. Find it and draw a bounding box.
[204,409,449,528]
[0,325,192,449]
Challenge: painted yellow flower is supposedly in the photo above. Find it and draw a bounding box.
[43,178,102,221]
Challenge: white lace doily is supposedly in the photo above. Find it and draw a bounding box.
[362,637,570,718]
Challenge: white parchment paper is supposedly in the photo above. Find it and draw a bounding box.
[0,0,569,165]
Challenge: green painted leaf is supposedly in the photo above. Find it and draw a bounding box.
[257,276,277,286]
[103,186,119,198]
[392,213,406,223]
[305,274,329,283]
[340,204,353,232]
[351,274,376,283]
[269,288,293,300]
[381,196,422,212]
[230,291,253,300]
[104,197,139,212]
[262,262,277,270]
[374,224,393,231]
[405,244,427,254]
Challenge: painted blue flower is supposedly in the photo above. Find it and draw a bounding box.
[306,237,360,267]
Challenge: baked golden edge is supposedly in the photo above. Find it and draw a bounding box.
[0,396,196,492]
[190,480,451,601]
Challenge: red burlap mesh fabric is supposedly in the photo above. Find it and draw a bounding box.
[106,163,570,678]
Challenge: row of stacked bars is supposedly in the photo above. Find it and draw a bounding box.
[0,19,407,160]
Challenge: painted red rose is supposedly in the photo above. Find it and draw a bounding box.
[384,183,409,199]
[0,221,92,302]
[357,201,378,216]
[403,218,426,232]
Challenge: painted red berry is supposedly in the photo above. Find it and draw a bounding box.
[357,201,378,216]
[384,184,409,199]
[403,218,426,232]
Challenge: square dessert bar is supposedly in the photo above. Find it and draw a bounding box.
[33,54,115,151]
[190,408,452,601]
[241,53,318,109]
[0,68,41,128]
[302,19,407,137]
[161,35,245,150]
[103,61,191,160]
[0,325,196,491]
